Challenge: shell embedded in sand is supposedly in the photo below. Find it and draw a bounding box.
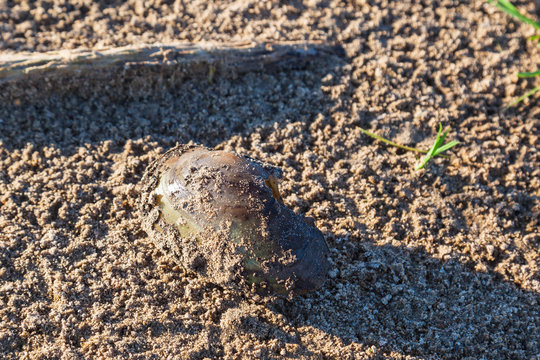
[139,144,330,296]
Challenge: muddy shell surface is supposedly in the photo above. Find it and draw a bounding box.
[139,144,330,296]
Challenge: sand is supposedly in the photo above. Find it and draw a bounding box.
[0,0,539,359]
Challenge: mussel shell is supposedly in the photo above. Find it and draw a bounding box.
[139,144,329,296]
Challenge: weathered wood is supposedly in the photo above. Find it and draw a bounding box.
[0,41,342,103]
[0,41,336,83]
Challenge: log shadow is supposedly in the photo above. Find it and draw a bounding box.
[0,43,346,359]
[1,41,538,359]
[0,43,345,153]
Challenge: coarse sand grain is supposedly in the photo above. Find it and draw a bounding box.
[0,0,539,359]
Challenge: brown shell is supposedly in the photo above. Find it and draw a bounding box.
[139,144,329,296]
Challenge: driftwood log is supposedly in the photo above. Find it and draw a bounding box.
[0,41,343,102]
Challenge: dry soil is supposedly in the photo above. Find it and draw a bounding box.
[0,0,539,359]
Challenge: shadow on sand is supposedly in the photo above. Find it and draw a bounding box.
[0,43,537,359]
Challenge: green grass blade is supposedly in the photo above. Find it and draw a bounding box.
[506,83,540,107]
[429,124,445,156]
[488,0,540,31]
[415,124,459,170]
[517,70,540,78]
[492,0,520,16]
[435,140,460,155]
[488,0,540,108]
[415,155,430,170]
[437,127,450,147]
[416,134,439,170]
[358,125,454,171]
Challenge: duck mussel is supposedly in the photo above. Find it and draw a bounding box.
[139,144,329,297]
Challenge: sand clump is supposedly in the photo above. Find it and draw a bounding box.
[0,0,539,359]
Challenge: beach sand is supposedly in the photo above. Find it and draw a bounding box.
[0,0,538,358]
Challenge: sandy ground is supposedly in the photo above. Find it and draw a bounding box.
[0,0,539,359]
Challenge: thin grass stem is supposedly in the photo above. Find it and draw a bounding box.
[357,127,450,159]
[489,0,540,31]
[506,83,540,107]
[517,70,540,78]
